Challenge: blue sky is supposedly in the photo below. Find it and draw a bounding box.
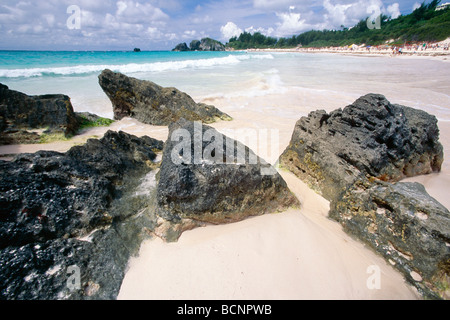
[0,0,429,50]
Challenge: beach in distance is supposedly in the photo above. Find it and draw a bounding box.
[1,49,449,299]
[243,36,450,59]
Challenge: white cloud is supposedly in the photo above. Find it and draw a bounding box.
[413,2,422,11]
[0,0,414,50]
[323,0,353,27]
[320,0,402,30]
[0,3,28,24]
[192,15,213,24]
[245,26,275,36]
[115,1,168,23]
[253,0,295,10]
[275,11,308,36]
[42,14,55,27]
[183,30,197,39]
[387,3,401,19]
[165,32,177,41]
[147,26,163,39]
[116,1,127,15]
[80,10,103,28]
[220,22,243,40]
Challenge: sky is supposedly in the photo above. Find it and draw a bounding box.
[0,0,429,50]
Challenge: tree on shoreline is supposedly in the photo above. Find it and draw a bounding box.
[226,0,449,49]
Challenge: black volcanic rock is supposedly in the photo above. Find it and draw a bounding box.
[98,69,232,125]
[0,131,164,299]
[0,83,79,143]
[156,119,299,231]
[279,94,444,202]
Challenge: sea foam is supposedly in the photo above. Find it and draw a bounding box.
[0,54,274,78]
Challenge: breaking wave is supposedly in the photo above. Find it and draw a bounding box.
[0,54,274,78]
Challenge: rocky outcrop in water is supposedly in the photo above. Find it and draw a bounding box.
[280,94,444,202]
[279,93,448,299]
[156,119,299,240]
[197,38,226,51]
[0,131,164,299]
[172,38,226,52]
[172,42,190,52]
[98,69,232,125]
[0,83,80,145]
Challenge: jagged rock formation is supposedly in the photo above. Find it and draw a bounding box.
[156,119,299,237]
[172,42,190,52]
[0,83,80,145]
[0,131,164,299]
[331,178,450,299]
[279,93,448,299]
[98,69,232,125]
[280,94,444,202]
[172,38,226,52]
[189,40,201,51]
[197,38,226,51]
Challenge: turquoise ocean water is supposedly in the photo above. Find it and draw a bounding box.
[0,50,280,118]
[1,50,449,121]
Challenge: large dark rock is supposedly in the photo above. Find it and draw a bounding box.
[156,119,299,235]
[331,178,450,299]
[189,40,201,51]
[279,94,444,202]
[172,42,190,52]
[0,131,164,299]
[279,93,448,299]
[98,69,232,125]
[198,38,226,51]
[0,83,79,143]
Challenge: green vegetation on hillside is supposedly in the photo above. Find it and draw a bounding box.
[77,113,115,131]
[227,0,450,49]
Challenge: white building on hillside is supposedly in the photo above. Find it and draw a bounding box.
[436,2,450,10]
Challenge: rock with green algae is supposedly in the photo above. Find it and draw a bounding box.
[98,69,232,125]
[0,83,80,145]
